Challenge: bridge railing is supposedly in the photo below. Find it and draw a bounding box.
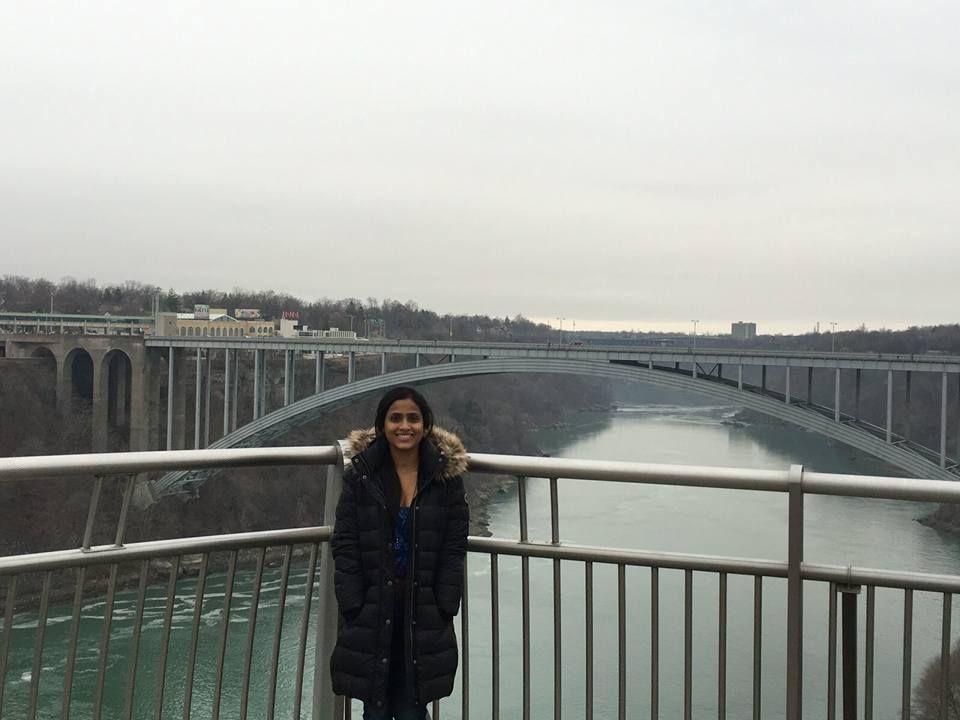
[2,449,960,719]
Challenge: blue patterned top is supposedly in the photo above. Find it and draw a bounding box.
[393,507,412,578]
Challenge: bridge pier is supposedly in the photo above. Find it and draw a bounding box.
[940,372,948,468]
[348,351,356,383]
[224,348,233,432]
[785,367,791,405]
[761,366,767,392]
[807,367,813,405]
[253,349,262,419]
[834,368,841,423]
[316,351,325,393]
[381,352,387,375]
[204,350,212,445]
[854,369,861,421]
[231,350,239,432]
[194,349,203,449]
[905,371,912,442]
[738,365,743,391]
[415,352,421,368]
[165,348,187,450]
[886,370,893,443]
[91,354,108,452]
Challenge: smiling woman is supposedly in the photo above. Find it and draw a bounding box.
[330,386,469,720]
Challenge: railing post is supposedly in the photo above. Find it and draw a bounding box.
[314,440,346,719]
[839,584,861,720]
[786,464,804,720]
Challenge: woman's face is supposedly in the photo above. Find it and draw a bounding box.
[383,398,425,452]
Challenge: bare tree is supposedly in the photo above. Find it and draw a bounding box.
[913,638,960,719]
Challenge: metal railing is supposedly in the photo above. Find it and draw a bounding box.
[2,448,960,719]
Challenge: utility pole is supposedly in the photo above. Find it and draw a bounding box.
[830,322,838,352]
[691,319,699,350]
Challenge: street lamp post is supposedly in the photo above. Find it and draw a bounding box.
[691,320,699,350]
[829,322,838,352]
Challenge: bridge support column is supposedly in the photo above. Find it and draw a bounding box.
[886,370,893,443]
[223,348,232,435]
[253,349,261,419]
[415,352,421,368]
[165,348,187,451]
[381,352,387,375]
[785,367,791,404]
[905,371,912,441]
[761,366,767,391]
[128,349,148,452]
[807,367,813,405]
[941,372,948,468]
[204,350,212,445]
[834,368,841,423]
[737,365,743,391]
[348,351,356,383]
[194,349,203,449]
[956,379,960,467]
[450,353,456,363]
[854,369,861,421]
[56,353,71,416]
[316,351,325,393]
[166,348,175,450]
[92,353,108,452]
[283,350,294,406]
[692,358,697,379]
[231,350,239,432]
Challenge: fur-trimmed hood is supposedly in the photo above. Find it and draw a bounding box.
[344,426,469,480]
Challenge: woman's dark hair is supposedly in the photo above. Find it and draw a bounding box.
[374,386,434,436]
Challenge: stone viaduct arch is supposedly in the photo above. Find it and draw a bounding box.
[3,336,151,452]
[150,358,957,499]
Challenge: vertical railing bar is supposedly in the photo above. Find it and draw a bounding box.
[618,564,626,720]
[240,547,267,720]
[267,545,293,720]
[650,566,658,720]
[0,575,16,716]
[114,474,136,547]
[684,569,693,720]
[554,557,562,720]
[828,582,837,720]
[26,570,52,720]
[549,477,560,544]
[491,553,500,720]
[293,543,320,720]
[865,585,875,720]
[718,572,727,720]
[212,551,239,720]
[940,592,951,720]
[92,563,120,720]
[153,556,181,720]
[550,476,561,720]
[62,567,86,720]
[586,560,594,720]
[183,553,210,720]
[901,588,913,720]
[518,475,528,542]
[754,576,762,720]
[122,559,150,720]
[522,551,531,720]
[82,476,104,550]
[461,558,470,720]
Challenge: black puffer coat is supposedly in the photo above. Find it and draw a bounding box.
[329,426,469,707]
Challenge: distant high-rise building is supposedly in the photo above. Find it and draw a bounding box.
[731,321,757,340]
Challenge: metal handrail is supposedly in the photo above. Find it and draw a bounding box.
[2,447,960,720]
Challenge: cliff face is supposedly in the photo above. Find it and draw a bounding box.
[0,364,612,553]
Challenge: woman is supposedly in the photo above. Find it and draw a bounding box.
[330,386,469,719]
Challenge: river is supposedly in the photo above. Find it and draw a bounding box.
[3,395,960,719]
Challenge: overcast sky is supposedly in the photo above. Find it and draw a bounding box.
[2,1,958,334]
